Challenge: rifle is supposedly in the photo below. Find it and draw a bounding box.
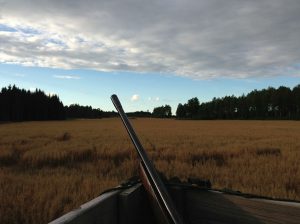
[111,94,184,224]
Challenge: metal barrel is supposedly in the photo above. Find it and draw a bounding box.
[111,94,184,224]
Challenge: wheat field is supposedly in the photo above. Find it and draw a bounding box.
[0,118,300,224]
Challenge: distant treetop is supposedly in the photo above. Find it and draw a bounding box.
[176,84,300,120]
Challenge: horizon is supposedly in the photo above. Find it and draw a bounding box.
[1,78,299,114]
[1,0,299,112]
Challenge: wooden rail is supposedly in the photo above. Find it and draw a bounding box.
[49,184,300,224]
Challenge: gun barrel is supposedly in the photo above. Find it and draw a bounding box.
[111,94,184,224]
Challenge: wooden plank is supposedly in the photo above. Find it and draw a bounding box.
[49,190,121,224]
[184,189,300,224]
[49,184,300,224]
[118,183,156,224]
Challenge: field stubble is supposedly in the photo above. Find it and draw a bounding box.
[0,118,299,223]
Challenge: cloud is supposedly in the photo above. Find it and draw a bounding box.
[13,73,25,77]
[131,94,140,102]
[47,92,57,97]
[148,96,159,101]
[0,0,300,79]
[29,87,36,92]
[53,75,81,79]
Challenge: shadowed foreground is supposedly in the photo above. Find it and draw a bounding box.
[50,183,300,224]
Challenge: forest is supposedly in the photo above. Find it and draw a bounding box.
[176,85,300,120]
[1,84,300,121]
[0,85,65,121]
[0,85,109,121]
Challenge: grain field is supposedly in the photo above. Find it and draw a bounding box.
[0,118,299,223]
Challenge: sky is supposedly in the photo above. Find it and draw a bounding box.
[0,0,299,112]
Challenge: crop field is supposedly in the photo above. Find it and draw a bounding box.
[0,118,300,224]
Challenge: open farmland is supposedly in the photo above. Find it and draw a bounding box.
[0,118,300,224]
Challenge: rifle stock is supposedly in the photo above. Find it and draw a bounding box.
[139,162,170,224]
[111,94,184,224]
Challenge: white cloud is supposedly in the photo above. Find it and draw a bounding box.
[53,75,81,80]
[0,0,300,79]
[47,92,56,97]
[155,97,160,101]
[131,94,140,102]
[29,87,36,92]
[13,73,25,77]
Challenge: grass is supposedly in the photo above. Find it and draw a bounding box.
[0,118,300,223]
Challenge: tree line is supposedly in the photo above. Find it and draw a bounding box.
[0,85,153,121]
[2,84,300,121]
[65,104,119,119]
[0,85,110,121]
[176,85,300,120]
[152,105,172,118]
[65,104,103,119]
[0,85,65,121]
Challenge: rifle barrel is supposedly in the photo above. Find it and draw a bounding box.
[111,94,183,224]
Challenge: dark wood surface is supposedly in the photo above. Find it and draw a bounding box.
[49,184,300,224]
[184,189,300,224]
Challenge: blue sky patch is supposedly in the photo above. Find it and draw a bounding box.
[0,24,17,32]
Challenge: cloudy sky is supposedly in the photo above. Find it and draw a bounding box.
[0,0,299,112]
